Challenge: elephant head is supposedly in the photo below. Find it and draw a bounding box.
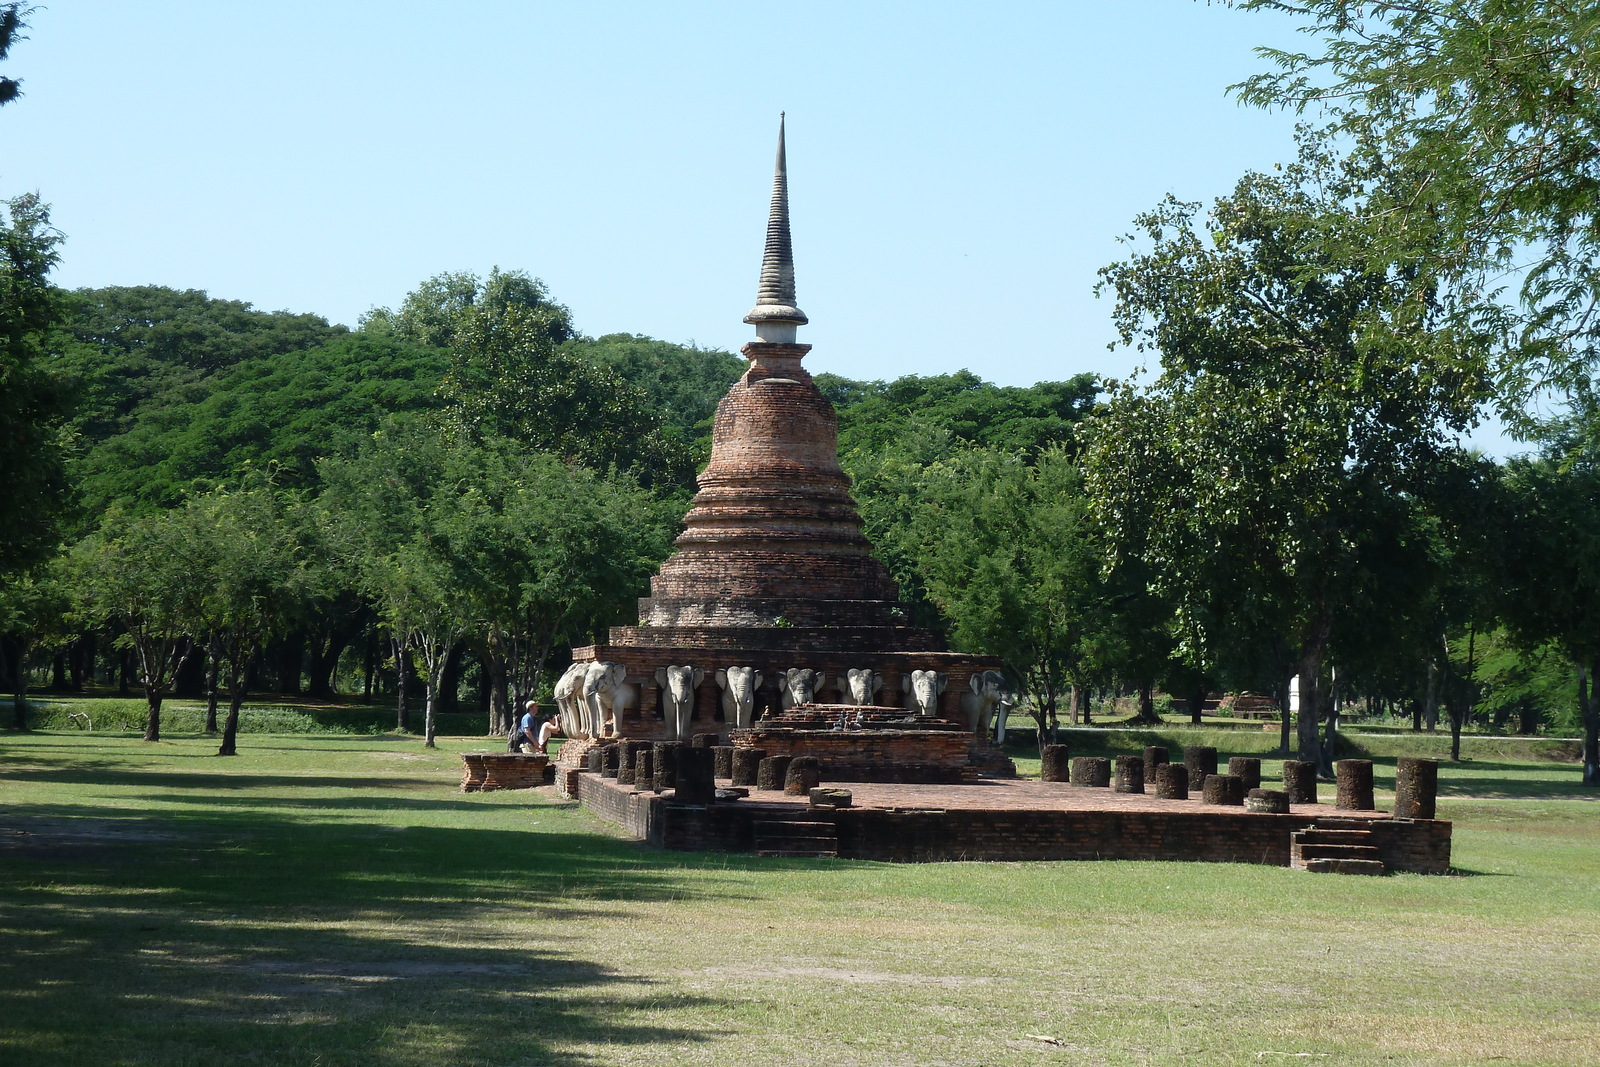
[844,667,884,706]
[552,662,589,739]
[782,668,826,709]
[904,669,949,717]
[715,666,763,730]
[655,664,705,741]
[960,669,1007,736]
[582,661,632,738]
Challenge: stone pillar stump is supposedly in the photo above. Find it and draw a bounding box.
[1114,755,1145,794]
[732,747,766,787]
[1202,773,1244,806]
[1184,746,1218,794]
[1245,788,1289,814]
[674,746,716,806]
[1282,759,1318,804]
[1041,744,1071,782]
[756,755,792,791]
[712,745,736,781]
[1227,756,1261,792]
[1070,756,1111,787]
[1143,746,1170,786]
[1335,759,1375,810]
[1154,763,1188,800]
[1394,757,1438,819]
[784,756,822,796]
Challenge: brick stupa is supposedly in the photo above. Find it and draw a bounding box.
[571,117,1001,737]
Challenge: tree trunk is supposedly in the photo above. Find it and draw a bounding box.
[9,635,30,730]
[50,650,66,690]
[394,635,410,732]
[363,625,376,702]
[276,632,303,695]
[1277,676,1292,755]
[1296,643,1325,771]
[119,648,133,696]
[69,634,92,690]
[1423,657,1439,733]
[484,633,511,736]
[144,689,163,743]
[1580,662,1598,787]
[1188,683,1205,725]
[203,635,221,734]
[1318,666,1339,778]
[1068,683,1081,726]
[217,650,254,757]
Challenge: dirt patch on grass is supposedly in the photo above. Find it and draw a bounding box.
[0,816,190,861]
[702,962,993,987]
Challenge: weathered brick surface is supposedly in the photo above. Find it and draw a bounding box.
[459,753,548,792]
[565,340,1002,745]
[567,774,1452,873]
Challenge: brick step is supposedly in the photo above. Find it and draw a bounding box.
[752,820,835,837]
[755,834,837,851]
[1301,858,1386,876]
[1314,817,1376,830]
[1293,829,1374,846]
[1294,843,1381,862]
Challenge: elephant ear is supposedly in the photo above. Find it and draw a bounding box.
[656,666,668,687]
[691,667,705,687]
[752,670,764,688]
[786,667,803,684]
[715,668,729,690]
[814,672,826,690]
[970,673,985,696]
[936,672,950,692]
[871,672,885,696]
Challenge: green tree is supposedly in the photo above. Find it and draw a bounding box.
[1235,0,1600,402]
[1499,451,1600,783]
[67,509,210,741]
[362,267,573,349]
[0,193,70,577]
[1086,155,1490,767]
[906,446,1112,747]
[51,285,345,448]
[75,334,449,513]
[183,482,305,756]
[0,3,33,107]
[0,560,69,728]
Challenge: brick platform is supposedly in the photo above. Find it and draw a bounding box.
[459,753,550,791]
[566,772,1452,873]
[731,705,978,782]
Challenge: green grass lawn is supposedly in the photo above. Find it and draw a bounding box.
[1,731,1596,1066]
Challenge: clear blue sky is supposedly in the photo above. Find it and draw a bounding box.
[2,1,1515,452]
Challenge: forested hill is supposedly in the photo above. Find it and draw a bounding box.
[48,280,1097,520]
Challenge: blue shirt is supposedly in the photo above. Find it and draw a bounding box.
[519,712,535,734]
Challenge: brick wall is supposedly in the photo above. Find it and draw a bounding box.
[570,774,1452,873]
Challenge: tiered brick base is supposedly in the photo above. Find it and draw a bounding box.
[459,753,550,792]
[567,773,1452,873]
[731,705,978,782]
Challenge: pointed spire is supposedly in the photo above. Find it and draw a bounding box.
[744,112,807,341]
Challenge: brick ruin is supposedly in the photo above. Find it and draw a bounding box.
[489,119,1456,875]
[561,116,1007,773]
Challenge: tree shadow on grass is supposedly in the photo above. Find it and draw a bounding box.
[0,802,738,1066]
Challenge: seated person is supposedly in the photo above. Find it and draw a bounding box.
[535,715,560,754]
[507,701,544,753]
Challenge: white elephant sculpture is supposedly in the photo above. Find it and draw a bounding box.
[994,696,1015,744]
[581,661,634,738]
[842,667,884,706]
[782,668,827,709]
[716,666,762,729]
[553,662,589,739]
[960,670,1008,738]
[655,664,705,741]
[904,669,949,717]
